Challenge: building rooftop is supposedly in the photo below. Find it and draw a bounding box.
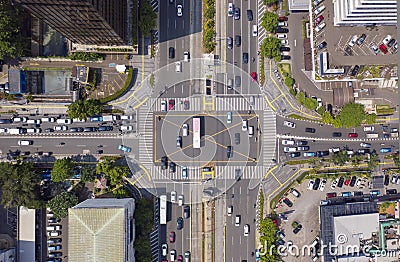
[288,0,309,11]
[18,207,35,262]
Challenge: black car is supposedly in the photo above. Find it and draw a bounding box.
[45,128,54,133]
[281,55,291,60]
[356,34,366,45]
[317,150,329,157]
[384,175,390,186]
[350,65,360,76]
[332,132,342,137]
[184,206,190,218]
[247,10,253,21]
[327,104,333,114]
[235,133,240,145]
[349,176,357,187]
[235,35,241,47]
[387,39,396,48]
[235,169,242,181]
[96,150,103,154]
[293,224,302,234]
[317,41,327,50]
[227,146,233,158]
[296,140,308,146]
[283,198,293,207]
[290,152,301,158]
[386,189,397,195]
[227,37,233,49]
[234,7,240,20]
[98,126,113,131]
[161,156,168,170]
[277,239,285,245]
[169,162,176,172]
[243,52,249,64]
[276,27,289,33]
[84,127,97,132]
[313,178,321,190]
[353,191,363,196]
[305,127,316,133]
[169,47,175,59]
[280,46,290,52]
[337,177,345,188]
[177,217,183,230]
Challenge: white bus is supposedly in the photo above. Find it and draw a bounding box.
[193,117,201,149]
[160,195,167,225]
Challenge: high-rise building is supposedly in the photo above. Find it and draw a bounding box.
[13,0,128,45]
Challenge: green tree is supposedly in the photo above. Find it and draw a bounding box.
[0,162,44,208]
[47,192,78,219]
[394,154,400,169]
[259,218,278,261]
[97,158,130,186]
[336,103,365,128]
[365,113,377,125]
[284,76,294,87]
[80,165,97,182]
[264,0,277,6]
[0,1,25,59]
[368,152,380,171]
[139,0,157,36]
[331,150,349,166]
[304,97,318,110]
[261,37,281,61]
[134,198,154,262]
[67,99,103,120]
[261,12,279,33]
[322,111,334,124]
[295,91,305,104]
[52,157,75,182]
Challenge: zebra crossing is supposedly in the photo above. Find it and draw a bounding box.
[150,0,158,12]
[215,96,265,111]
[138,107,154,167]
[149,97,202,112]
[257,0,267,47]
[262,109,277,165]
[149,165,265,181]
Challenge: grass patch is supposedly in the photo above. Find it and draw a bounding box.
[376,105,395,116]
[270,181,296,211]
[260,56,265,86]
[285,159,312,165]
[296,171,310,184]
[100,68,135,104]
[259,188,264,219]
[281,0,289,11]
[203,0,216,53]
[301,20,309,39]
[280,63,291,75]
[102,108,125,114]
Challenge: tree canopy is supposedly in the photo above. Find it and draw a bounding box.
[336,103,365,128]
[0,1,24,59]
[259,218,278,261]
[0,162,43,208]
[67,99,103,120]
[80,165,97,183]
[261,37,281,61]
[96,158,131,186]
[331,150,349,166]
[134,198,154,262]
[264,0,277,6]
[139,0,157,36]
[261,11,279,33]
[51,157,75,182]
[47,192,78,219]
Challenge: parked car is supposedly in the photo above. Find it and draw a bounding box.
[348,132,358,138]
[315,22,326,32]
[387,39,396,48]
[276,27,289,33]
[313,178,321,190]
[314,15,324,25]
[350,65,360,76]
[337,177,345,188]
[370,44,379,54]
[283,121,296,128]
[278,16,288,21]
[169,231,176,243]
[317,41,327,50]
[290,152,301,158]
[382,35,392,45]
[357,34,367,45]
[332,132,342,137]
[314,5,325,15]
[348,35,358,47]
[379,43,388,54]
[281,55,291,60]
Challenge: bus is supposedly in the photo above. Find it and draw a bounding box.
[193,117,201,149]
[160,195,167,225]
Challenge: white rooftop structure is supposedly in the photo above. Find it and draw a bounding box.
[333,213,380,256]
[288,0,309,11]
[18,207,35,262]
[333,0,397,26]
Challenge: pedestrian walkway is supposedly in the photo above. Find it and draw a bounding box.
[215,96,265,111]
[257,0,267,47]
[149,165,265,181]
[138,106,154,167]
[262,109,277,165]
[149,97,202,112]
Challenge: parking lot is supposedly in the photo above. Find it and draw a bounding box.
[45,208,67,262]
[274,174,400,261]
[312,0,397,68]
[154,112,260,166]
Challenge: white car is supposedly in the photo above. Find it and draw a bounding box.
[284,147,296,153]
[54,125,68,131]
[331,179,337,189]
[278,21,287,27]
[252,25,258,37]
[348,35,358,47]
[177,5,182,17]
[228,3,234,17]
[171,191,177,203]
[281,39,289,46]
[382,35,392,45]
[0,128,8,133]
[307,180,315,190]
[170,250,176,261]
[329,147,340,153]
[317,98,322,108]
[56,119,72,125]
[360,142,371,148]
[356,178,362,187]
[244,224,250,236]
[314,5,325,15]
[227,205,233,216]
[282,140,295,145]
[363,126,374,132]
[162,243,168,257]
[319,180,326,191]
[178,195,184,206]
[242,120,248,131]
[283,121,296,128]
[315,22,326,32]
[121,125,133,131]
[161,100,167,112]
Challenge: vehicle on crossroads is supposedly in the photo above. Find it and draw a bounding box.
[283,121,296,128]
[244,224,250,236]
[304,152,316,157]
[380,148,391,153]
[282,140,295,145]
[250,72,257,82]
[182,166,188,179]
[177,5,182,17]
[228,3,233,17]
[118,145,132,153]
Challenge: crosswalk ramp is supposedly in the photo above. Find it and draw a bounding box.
[215,96,265,111]
[150,165,265,181]
[138,107,154,166]
[149,97,202,112]
[262,109,277,165]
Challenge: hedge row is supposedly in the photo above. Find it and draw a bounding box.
[100,68,134,104]
[203,0,216,53]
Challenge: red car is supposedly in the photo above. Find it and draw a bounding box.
[250,72,257,82]
[315,15,324,25]
[169,99,175,110]
[379,43,388,54]
[183,100,189,110]
[169,231,176,243]
[348,133,358,138]
[177,255,183,262]
[344,179,351,186]
[278,16,288,22]
[326,192,337,198]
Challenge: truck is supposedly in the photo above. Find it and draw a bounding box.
[9,128,23,134]
[366,133,379,138]
[102,115,118,122]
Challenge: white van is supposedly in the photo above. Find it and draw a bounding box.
[175,61,182,72]
[252,25,258,37]
[277,34,287,39]
[18,140,32,146]
[363,126,374,132]
[248,126,254,137]
[183,52,190,62]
